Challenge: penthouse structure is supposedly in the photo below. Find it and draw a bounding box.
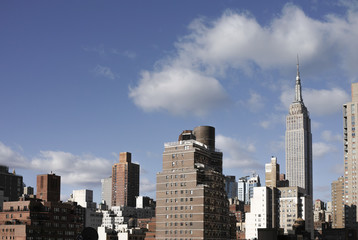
[156,126,234,240]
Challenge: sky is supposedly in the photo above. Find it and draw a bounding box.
[1,0,358,204]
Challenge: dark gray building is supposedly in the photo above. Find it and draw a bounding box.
[0,165,23,202]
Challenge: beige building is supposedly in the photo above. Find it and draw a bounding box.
[332,176,345,228]
[341,82,358,228]
[156,126,234,240]
[285,64,312,197]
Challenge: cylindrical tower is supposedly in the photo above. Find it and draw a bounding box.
[193,126,215,149]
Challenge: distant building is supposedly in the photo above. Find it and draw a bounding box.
[69,189,96,209]
[156,126,235,239]
[0,165,23,201]
[225,175,238,199]
[245,157,313,239]
[23,186,34,196]
[247,173,261,202]
[136,196,155,209]
[332,176,345,228]
[68,189,102,229]
[101,176,112,209]
[36,173,61,202]
[112,152,140,207]
[237,176,248,204]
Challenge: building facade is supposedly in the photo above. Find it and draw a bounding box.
[112,152,140,207]
[0,197,84,240]
[156,126,234,240]
[36,173,61,202]
[332,176,345,228]
[0,165,23,201]
[225,175,238,199]
[285,64,313,197]
[342,82,358,229]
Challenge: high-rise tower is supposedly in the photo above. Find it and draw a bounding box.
[156,126,234,240]
[342,82,358,228]
[285,62,313,197]
[111,152,139,207]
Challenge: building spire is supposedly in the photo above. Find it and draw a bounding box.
[295,55,303,102]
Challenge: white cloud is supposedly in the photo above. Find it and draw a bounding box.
[130,4,358,115]
[216,135,262,170]
[129,67,229,116]
[94,65,118,80]
[321,130,342,142]
[313,142,337,159]
[280,87,349,116]
[0,142,114,187]
[31,151,113,186]
[0,141,27,168]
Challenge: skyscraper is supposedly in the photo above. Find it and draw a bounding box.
[285,62,312,196]
[156,126,234,239]
[36,173,61,202]
[225,175,238,199]
[342,82,358,228]
[112,152,139,207]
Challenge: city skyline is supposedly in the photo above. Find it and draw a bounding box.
[1,1,358,204]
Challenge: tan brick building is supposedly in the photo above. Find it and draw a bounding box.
[112,152,139,207]
[36,173,61,202]
[156,126,234,240]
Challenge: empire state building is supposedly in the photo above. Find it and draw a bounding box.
[285,63,313,196]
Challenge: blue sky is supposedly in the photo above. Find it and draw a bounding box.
[1,0,358,204]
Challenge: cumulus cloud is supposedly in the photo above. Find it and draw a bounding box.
[129,67,229,116]
[0,141,27,168]
[130,4,358,115]
[93,65,118,80]
[31,151,113,186]
[313,142,337,159]
[280,87,349,116]
[216,135,262,170]
[0,141,113,187]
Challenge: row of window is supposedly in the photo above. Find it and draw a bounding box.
[165,198,193,203]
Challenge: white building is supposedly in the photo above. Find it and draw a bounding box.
[101,176,112,209]
[68,189,96,209]
[245,187,271,240]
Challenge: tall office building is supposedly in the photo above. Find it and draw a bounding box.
[156,126,234,240]
[36,173,61,202]
[237,176,248,204]
[342,82,358,228]
[247,173,261,202]
[285,63,313,196]
[112,152,139,207]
